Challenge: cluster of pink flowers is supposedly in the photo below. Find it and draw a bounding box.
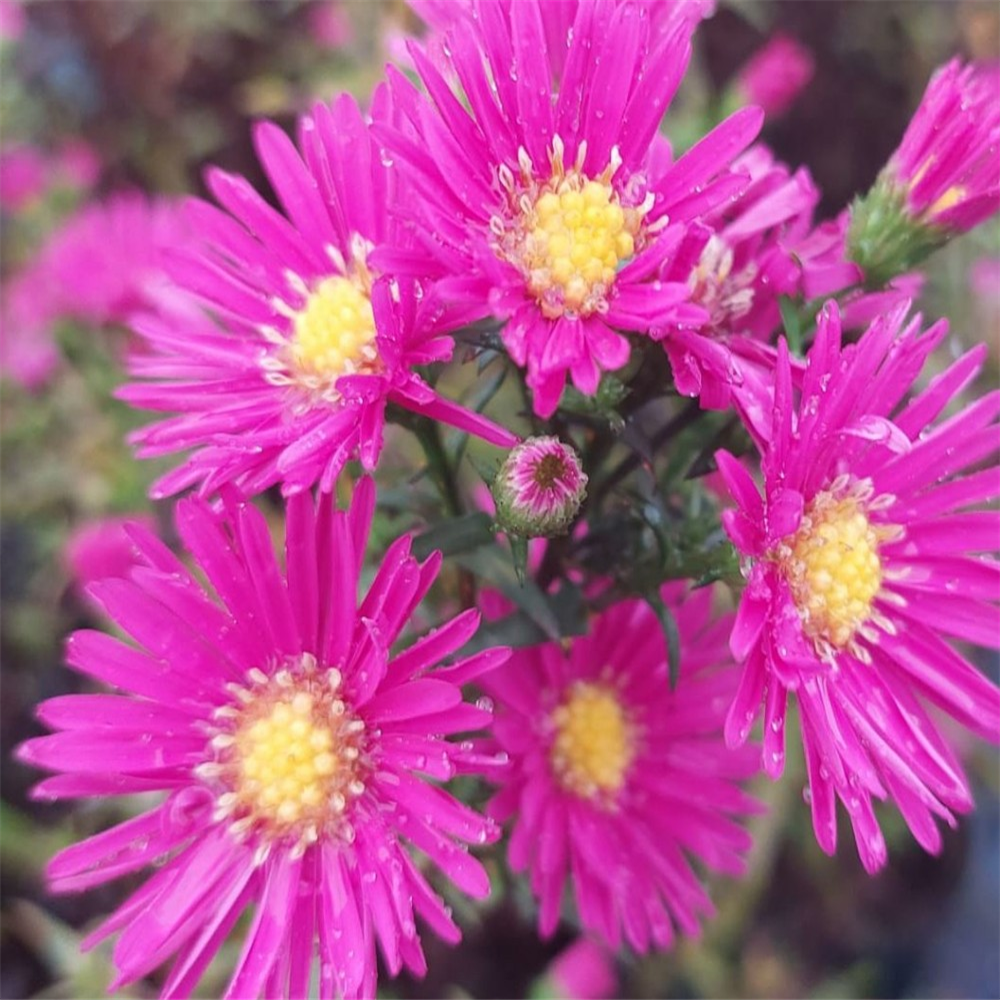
[1,191,190,389]
[12,2,1000,998]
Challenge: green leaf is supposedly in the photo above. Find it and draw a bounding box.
[411,512,495,561]
[456,548,562,640]
[461,580,587,653]
[778,295,803,355]
[646,592,682,690]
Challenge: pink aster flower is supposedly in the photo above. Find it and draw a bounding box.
[735,33,814,118]
[377,0,762,415]
[0,266,60,389]
[120,92,515,499]
[63,514,158,598]
[19,480,509,999]
[481,585,760,951]
[545,936,618,1000]
[0,143,48,210]
[40,191,192,329]
[884,58,1000,232]
[492,436,587,537]
[716,301,1000,872]
[306,1,353,49]
[0,0,24,41]
[652,144,819,412]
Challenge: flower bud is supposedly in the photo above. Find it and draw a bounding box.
[735,33,814,118]
[848,59,1000,286]
[492,436,587,538]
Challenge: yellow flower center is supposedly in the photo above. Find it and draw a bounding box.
[235,691,339,828]
[551,681,634,799]
[783,492,884,650]
[493,142,649,319]
[289,275,377,383]
[204,658,366,851]
[525,181,637,316]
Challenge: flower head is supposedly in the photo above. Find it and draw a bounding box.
[0,191,187,389]
[377,0,762,415]
[0,266,60,389]
[0,143,47,210]
[19,481,510,998]
[735,33,814,118]
[492,435,587,537]
[481,585,759,951]
[545,937,618,1000]
[848,60,1000,283]
[63,514,157,597]
[717,301,1000,872]
[652,144,819,412]
[886,59,1000,230]
[120,92,515,499]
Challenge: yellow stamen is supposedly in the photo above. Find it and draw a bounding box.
[779,487,895,651]
[551,681,633,799]
[208,661,366,845]
[493,143,648,319]
[289,275,377,382]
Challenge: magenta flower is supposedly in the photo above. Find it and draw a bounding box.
[1,191,191,388]
[0,143,47,210]
[481,585,760,951]
[19,481,509,998]
[305,1,353,49]
[64,514,158,597]
[652,144,819,412]
[735,33,814,118]
[0,0,24,42]
[884,59,1000,232]
[0,266,60,389]
[492,436,588,537]
[41,191,192,328]
[545,936,618,1000]
[716,301,1000,872]
[120,93,515,499]
[377,0,762,415]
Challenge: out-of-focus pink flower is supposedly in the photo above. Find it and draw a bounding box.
[306,1,353,49]
[736,33,814,118]
[40,191,191,328]
[0,192,192,389]
[64,515,157,595]
[971,256,1000,303]
[545,937,618,1000]
[0,144,48,210]
[0,267,60,389]
[0,0,24,42]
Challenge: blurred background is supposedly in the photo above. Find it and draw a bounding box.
[1,1,998,998]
